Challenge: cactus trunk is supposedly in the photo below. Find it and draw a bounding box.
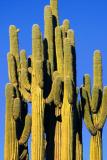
[90,51,103,160]
[4,83,19,160]
[31,24,45,160]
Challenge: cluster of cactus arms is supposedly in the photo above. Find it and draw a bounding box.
[4,0,107,160]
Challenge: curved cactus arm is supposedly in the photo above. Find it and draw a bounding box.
[20,149,28,160]
[21,88,31,103]
[19,143,28,160]
[19,115,31,145]
[96,87,107,130]
[13,98,21,120]
[45,78,55,104]
[91,86,100,113]
[45,71,63,105]
[7,53,18,86]
[80,87,97,136]
[20,50,31,91]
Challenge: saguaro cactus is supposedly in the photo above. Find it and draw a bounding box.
[31,24,45,160]
[80,50,107,160]
[61,35,75,160]
[4,83,31,160]
[4,83,19,160]
[4,0,107,160]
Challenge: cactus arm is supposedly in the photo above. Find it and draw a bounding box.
[91,87,100,113]
[93,50,102,89]
[20,149,28,160]
[55,26,64,76]
[83,74,91,95]
[20,88,31,103]
[9,25,20,70]
[32,25,43,61]
[19,115,31,145]
[64,38,74,81]
[9,25,19,59]
[13,98,21,120]
[20,50,31,91]
[61,19,70,41]
[97,87,107,129]
[54,76,63,106]
[67,29,75,46]
[50,0,59,25]
[44,6,54,74]
[45,85,54,104]
[80,87,97,135]
[7,53,18,86]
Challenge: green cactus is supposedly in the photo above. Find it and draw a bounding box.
[31,24,45,160]
[4,83,31,160]
[50,0,59,25]
[55,26,64,76]
[44,5,54,75]
[61,35,76,160]
[80,87,97,135]
[4,83,19,160]
[7,53,18,86]
[5,0,107,160]
[81,50,107,160]
[19,115,32,145]
[13,98,21,121]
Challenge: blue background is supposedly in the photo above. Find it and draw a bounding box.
[0,0,107,159]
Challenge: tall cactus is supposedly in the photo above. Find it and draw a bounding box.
[80,50,107,160]
[5,0,107,160]
[4,23,32,160]
[4,83,19,160]
[4,83,31,160]
[61,35,75,160]
[31,24,45,160]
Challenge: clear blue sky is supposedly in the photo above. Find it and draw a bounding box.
[0,0,107,159]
